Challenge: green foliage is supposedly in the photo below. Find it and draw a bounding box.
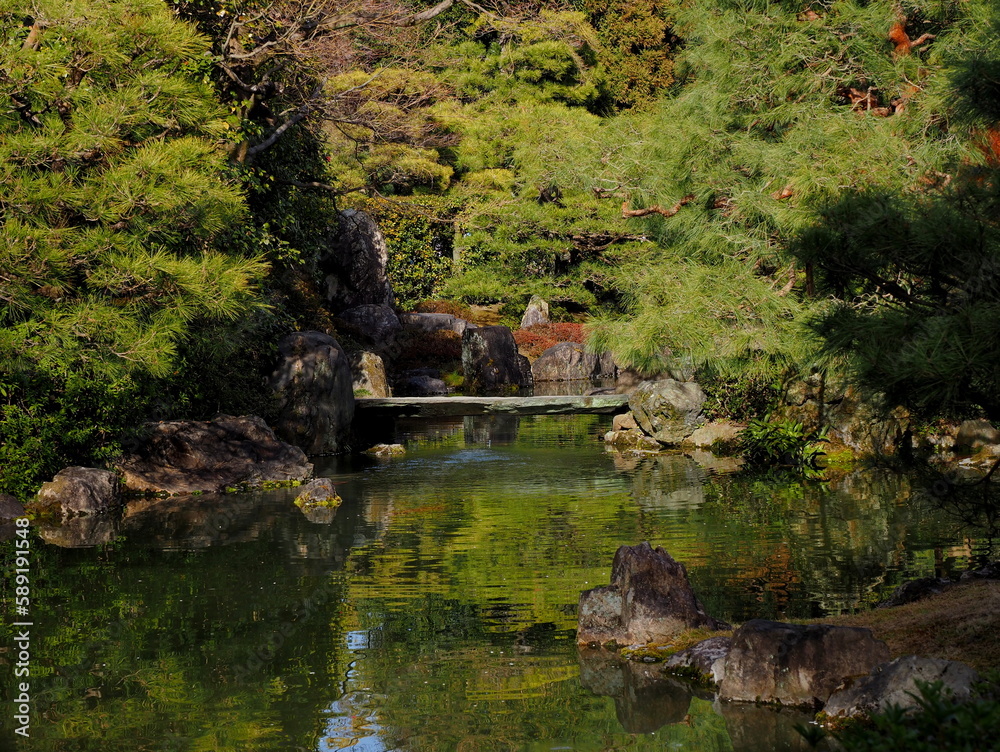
[805,676,1000,751]
[700,369,782,422]
[350,197,456,309]
[739,418,828,470]
[0,0,266,380]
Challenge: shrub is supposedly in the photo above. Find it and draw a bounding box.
[513,323,586,358]
[739,419,828,472]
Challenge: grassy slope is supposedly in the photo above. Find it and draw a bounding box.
[814,580,1000,672]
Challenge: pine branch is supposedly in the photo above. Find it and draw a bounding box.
[621,195,695,218]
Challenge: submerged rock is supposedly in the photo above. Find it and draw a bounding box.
[823,656,979,719]
[577,542,729,647]
[117,415,312,494]
[33,467,122,517]
[629,380,707,445]
[719,619,890,708]
[363,443,406,457]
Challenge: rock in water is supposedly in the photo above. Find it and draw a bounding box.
[719,619,890,708]
[577,542,729,646]
[520,295,550,328]
[319,209,393,310]
[33,467,122,516]
[531,342,617,382]
[117,415,313,494]
[629,380,707,445]
[823,655,979,719]
[462,326,532,391]
[350,351,391,398]
[272,331,355,454]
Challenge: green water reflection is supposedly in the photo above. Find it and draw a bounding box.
[0,415,987,751]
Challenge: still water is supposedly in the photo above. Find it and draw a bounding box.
[1,415,989,751]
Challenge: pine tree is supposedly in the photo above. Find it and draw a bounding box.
[0,0,266,381]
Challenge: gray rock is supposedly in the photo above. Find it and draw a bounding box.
[33,467,122,517]
[272,331,355,454]
[0,493,25,520]
[295,479,342,524]
[629,379,707,445]
[878,576,952,608]
[577,542,729,647]
[400,312,473,335]
[960,560,1000,581]
[320,209,393,310]
[684,421,744,452]
[117,415,312,494]
[823,656,979,719]
[665,636,732,685]
[337,304,401,343]
[350,351,391,398]
[531,342,617,382]
[956,419,1000,451]
[462,326,532,392]
[719,619,890,708]
[396,371,449,396]
[520,295,550,328]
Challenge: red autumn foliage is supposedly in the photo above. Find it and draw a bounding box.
[513,323,586,359]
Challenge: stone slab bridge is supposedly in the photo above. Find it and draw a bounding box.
[355,394,630,419]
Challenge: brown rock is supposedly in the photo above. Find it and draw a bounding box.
[613,412,638,432]
[117,415,312,494]
[33,467,122,517]
[577,542,729,647]
[719,619,890,708]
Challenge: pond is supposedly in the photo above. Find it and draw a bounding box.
[2,415,990,751]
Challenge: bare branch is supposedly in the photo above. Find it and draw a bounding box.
[622,195,695,218]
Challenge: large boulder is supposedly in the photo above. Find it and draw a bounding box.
[577,542,729,647]
[823,656,979,719]
[117,415,313,494]
[629,380,707,445]
[272,331,355,454]
[719,619,890,708]
[320,209,393,310]
[462,326,532,392]
[530,342,617,382]
[520,295,550,328]
[33,467,122,517]
[337,304,401,344]
[350,351,391,398]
